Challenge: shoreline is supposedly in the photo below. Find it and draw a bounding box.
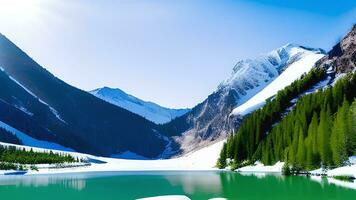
[233,160,356,189]
[1,141,355,191]
[0,141,225,176]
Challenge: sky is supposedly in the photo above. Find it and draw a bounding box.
[0,0,355,108]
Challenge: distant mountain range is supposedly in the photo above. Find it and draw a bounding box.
[90,87,190,124]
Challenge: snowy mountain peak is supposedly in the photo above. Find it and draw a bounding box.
[219,44,325,100]
[230,44,326,116]
[90,87,190,124]
[164,44,325,155]
[91,87,143,106]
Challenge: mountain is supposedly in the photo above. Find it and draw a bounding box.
[0,127,21,145]
[231,44,326,116]
[161,44,325,155]
[317,24,356,74]
[217,24,356,170]
[0,33,169,158]
[90,87,190,124]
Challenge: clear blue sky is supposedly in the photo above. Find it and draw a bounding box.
[0,0,355,108]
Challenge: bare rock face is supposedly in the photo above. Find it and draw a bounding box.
[165,44,325,156]
[317,24,356,73]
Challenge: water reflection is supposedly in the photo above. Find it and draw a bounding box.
[165,172,222,194]
[0,171,354,200]
[292,174,356,190]
[0,174,87,191]
[238,172,282,179]
[327,178,356,190]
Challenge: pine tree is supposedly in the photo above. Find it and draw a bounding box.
[344,99,355,156]
[310,112,320,165]
[305,137,314,170]
[350,100,356,155]
[330,100,349,166]
[296,128,306,168]
[317,106,332,166]
[217,143,228,168]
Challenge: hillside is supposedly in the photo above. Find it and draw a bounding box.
[161,44,325,155]
[218,25,356,171]
[0,33,168,158]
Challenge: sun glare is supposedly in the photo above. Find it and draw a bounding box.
[0,0,41,16]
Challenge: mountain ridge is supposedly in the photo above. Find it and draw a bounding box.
[161,44,326,156]
[90,87,190,124]
[217,25,356,170]
[0,33,169,158]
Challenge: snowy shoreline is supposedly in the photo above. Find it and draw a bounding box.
[234,160,356,189]
[235,160,356,178]
[0,141,225,176]
[1,141,355,191]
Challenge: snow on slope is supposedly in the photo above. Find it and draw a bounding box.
[231,44,325,116]
[0,120,73,152]
[90,87,190,124]
[0,140,225,174]
[111,151,149,160]
[218,44,325,113]
[0,66,66,123]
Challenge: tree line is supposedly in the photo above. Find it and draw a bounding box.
[0,127,21,144]
[218,69,356,171]
[0,144,76,169]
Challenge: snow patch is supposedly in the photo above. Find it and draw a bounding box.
[0,67,66,123]
[111,151,148,160]
[327,165,356,178]
[137,195,191,200]
[49,107,66,124]
[137,196,227,200]
[349,156,356,165]
[231,50,324,116]
[236,161,285,173]
[11,104,34,116]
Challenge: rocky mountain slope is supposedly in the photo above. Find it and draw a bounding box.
[216,24,356,170]
[161,44,326,155]
[317,24,356,74]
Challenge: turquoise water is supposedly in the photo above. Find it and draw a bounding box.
[0,171,355,200]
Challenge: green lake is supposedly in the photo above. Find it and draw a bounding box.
[0,171,355,200]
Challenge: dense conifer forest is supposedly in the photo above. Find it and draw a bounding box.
[218,69,356,171]
[0,127,21,144]
[0,144,76,170]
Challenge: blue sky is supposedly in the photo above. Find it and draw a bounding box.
[0,0,355,108]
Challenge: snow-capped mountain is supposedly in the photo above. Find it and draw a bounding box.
[90,87,190,124]
[230,44,326,116]
[163,44,326,155]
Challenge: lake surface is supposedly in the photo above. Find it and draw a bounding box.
[0,171,355,200]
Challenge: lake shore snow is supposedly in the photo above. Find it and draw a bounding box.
[236,161,284,173]
[235,160,356,181]
[0,140,225,175]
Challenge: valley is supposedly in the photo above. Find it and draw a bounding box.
[0,3,355,198]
